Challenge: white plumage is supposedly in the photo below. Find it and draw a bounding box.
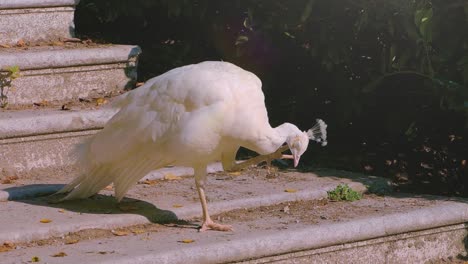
[59,61,327,231]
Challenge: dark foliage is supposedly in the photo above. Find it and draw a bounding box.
[75,0,468,196]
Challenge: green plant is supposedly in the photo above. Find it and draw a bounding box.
[0,66,20,108]
[327,184,362,201]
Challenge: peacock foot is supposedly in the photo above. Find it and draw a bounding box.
[199,219,233,232]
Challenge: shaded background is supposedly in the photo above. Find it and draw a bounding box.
[74,0,468,196]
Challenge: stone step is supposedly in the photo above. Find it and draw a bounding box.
[0,107,114,174]
[0,169,465,263]
[0,44,141,107]
[0,0,79,45]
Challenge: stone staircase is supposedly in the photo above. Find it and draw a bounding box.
[0,0,139,175]
[1,1,468,263]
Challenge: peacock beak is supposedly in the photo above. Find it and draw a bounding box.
[291,150,300,167]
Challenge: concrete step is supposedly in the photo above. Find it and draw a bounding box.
[0,169,465,263]
[0,0,79,45]
[0,44,141,107]
[0,107,115,174]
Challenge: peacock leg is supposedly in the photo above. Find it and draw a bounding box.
[194,165,233,232]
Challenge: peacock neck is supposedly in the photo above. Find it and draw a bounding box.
[249,123,298,155]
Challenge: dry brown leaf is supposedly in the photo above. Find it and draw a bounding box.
[227,171,241,176]
[52,41,64,46]
[65,238,79,245]
[0,242,15,252]
[112,230,129,236]
[33,100,49,107]
[58,209,66,213]
[131,229,145,234]
[0,43,11,48]
[135,82,145,87]
[40,218,52,223]
[140,179,158,185]
[179,239,194,243]
[284,189,297,193]
[96,98,108,106]
[61,104,71,111]
[164,173,182,181]
[104,185,113,191]
[16,39,26,47]
[1,175,18,184]
[172,204,183,208]
[52,252,67,257]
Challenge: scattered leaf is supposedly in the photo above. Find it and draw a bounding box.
[96,98,107,106]
[40,218,52,223]
[79,97,91,103]
[52,41,64,46]
[63,37,81,42]
[235,35,249,45]
[172,204,183,208]
[58,209,66,213]
[284,32,296,38]
[1,175,18,184]
[0,44,11,48]
[164,173,182,181]
[52,252,67,257]
[140,179,158,185]
[31,256,40,262]
[65,238,79,245]
[284,189,297,193]
[16,39,26,47]
[135,82,145,87]
[33,100,49,107]
[112,230,129,236]
[227,171,241,176]
[131,229,145,234]
[0,242,15,252]
[61,104,71,111]
[104,185,113,191]
[179,239,194,243]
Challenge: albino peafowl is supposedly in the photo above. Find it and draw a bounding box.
[58,61,327,232]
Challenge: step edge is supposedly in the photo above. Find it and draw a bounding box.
[0,45,141,70]
[0,0,79,9]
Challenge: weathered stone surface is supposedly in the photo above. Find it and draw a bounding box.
[0,0,80,45]
[0,45,141,106]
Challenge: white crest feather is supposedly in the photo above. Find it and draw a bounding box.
[306,119,328,146]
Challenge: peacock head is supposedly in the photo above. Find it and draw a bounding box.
[286,132,310,167]
[284,119,328,167]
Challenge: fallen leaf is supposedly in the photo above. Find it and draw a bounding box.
[0,242,15,252]
[284,189,297,193]
[135,82,145,87]
[104,185,113,191]
[33,100,49,107]
[52,41,64,46]
[0,44,11,48]
[131,229,145,234]
[31,256,40,262]
[65,238,79,245]
[16,39,26,47]
[40,218,52,223]
[179,239,194,243]
[58,209,66,213]
[61,104,71,111]
[52,252,67,257]
[227,171,241,176]
[172,204,183,208]
[96,98,107,106]
[1,175,18,184]
[140,179,158,185]
[164,173,181,180]
[112,230,129,236]
[63,37,81,42]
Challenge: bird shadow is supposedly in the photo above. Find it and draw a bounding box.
[4,184,199,229]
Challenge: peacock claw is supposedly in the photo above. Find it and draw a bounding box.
[199,219,233,232]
